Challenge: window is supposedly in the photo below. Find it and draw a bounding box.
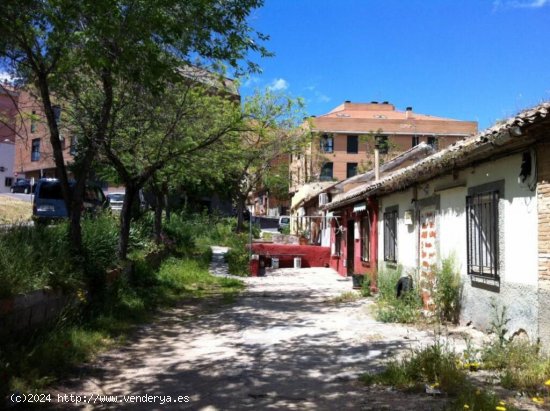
[384,206,397,262]
[31,138,41,161]
[53,105,62,125]
[347,135,358,153]
[361,214,370,261]
[320,162,333,181]
[31,110,37,133]
[412,135,419,147]
[320,134,334,153]
[5,177,13,187]
[427,136,438,149]
[466,182,502,279]
[346,162,358,178]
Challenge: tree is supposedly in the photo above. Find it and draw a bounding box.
[95,80,241,259]
[222,89,306,232]
[0,0,270,253]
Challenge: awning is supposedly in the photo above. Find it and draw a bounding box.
[353,202,367,213]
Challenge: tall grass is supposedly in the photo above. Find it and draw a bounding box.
[375,265,422,323]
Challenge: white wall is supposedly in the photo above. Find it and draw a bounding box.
[0,141,14,194]
[376,152,539,338]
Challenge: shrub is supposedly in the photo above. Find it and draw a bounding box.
[375,266,422,324]
[225,233,250,276]
[0,223,79,298]
[433,256,462,324]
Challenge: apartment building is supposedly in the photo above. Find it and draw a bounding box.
[13,89,75,180]
[289,101,478,194]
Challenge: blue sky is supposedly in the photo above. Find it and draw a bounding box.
[240,0,550,130]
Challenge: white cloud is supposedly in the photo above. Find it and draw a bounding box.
[242,76,261,88]
[493,0,549,9]
[268,78,289,91]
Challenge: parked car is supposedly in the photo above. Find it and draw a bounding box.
[278,215,290,232]
[10,179,35,194]
[33,178,108,223]
[106,192,125,211]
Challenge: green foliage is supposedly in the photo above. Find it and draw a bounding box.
[361,342,518,411]
[433,256,462,324]
[0,223,80,298]
[362,341,466,395]
[375,266,422,324]
[225,233,251,276]
[361,276,372,297]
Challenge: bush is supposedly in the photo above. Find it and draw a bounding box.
[433,256,462,323]
[375,266,422,324]
[225,233,250,276]
[0,223,79,298]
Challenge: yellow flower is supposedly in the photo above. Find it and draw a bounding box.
[495,406,506,411]
[463,405,470,409]
[432,382,440,388]
[545,379,550,386]
[499,401,506,405]
[532,397,544,404]
[475,389,481,395]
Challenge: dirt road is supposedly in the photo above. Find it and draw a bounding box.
[53,247,473,410]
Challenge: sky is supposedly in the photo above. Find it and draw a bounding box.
[239,0,550,130]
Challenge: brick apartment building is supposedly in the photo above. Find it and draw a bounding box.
[13,89,75,180]
[289,101,478,194]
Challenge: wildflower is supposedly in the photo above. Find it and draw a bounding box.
[475,389,481,395]
[495,406,506,411]
[432,382,440,388]
[545,379,550,386]
[463,405,470,409]
[532,397,544,405]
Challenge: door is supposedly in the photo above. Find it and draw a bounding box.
[347,220,355,276]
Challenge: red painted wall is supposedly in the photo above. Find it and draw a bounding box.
[251,243,331,269]
[329,199,378,283]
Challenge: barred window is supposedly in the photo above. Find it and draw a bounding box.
[320,134,334,153]
[466,189,500,279]
[361,214,370,261]
[384,207,397,262]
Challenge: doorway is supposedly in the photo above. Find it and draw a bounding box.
[347,220,355,276]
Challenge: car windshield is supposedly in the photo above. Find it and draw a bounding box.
[108,194,124,201]
[280,218,290,224]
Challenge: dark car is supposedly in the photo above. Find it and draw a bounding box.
[10,179,35,194]
[33,178,108,223]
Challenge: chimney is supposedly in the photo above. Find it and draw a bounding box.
[406,106,413,119]
[371,101,378,104]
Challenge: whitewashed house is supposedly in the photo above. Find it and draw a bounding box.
[324,102,550,347]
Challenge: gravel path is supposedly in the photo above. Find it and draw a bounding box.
[52,247,486,410]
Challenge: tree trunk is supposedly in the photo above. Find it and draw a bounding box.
[163,181,171,223]
[236,196,246,233]
[154,190,163,244]
[118,183,137,260]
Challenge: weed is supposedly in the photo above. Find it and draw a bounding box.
[433,256,462,324]
[374,266,422,323]
[330,291,362,304]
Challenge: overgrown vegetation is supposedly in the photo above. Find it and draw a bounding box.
[361,341,520,411]
[374,265,422,323]
[0,212,246,403]
[432,257,462,324]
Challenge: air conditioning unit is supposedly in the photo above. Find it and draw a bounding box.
[318,193,329,205]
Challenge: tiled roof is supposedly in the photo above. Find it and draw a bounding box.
[324,102,550,210]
